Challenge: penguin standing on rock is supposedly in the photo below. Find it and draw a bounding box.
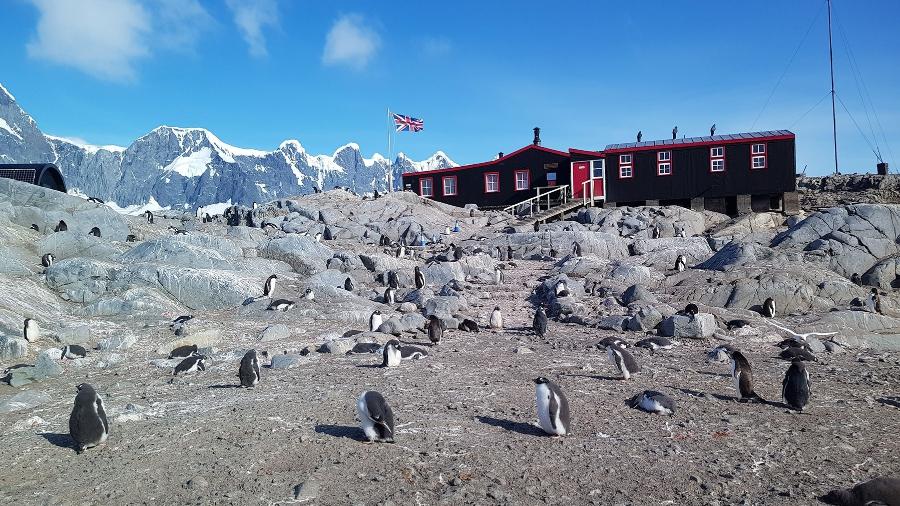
[427,315,444,345]
[555,280,570,297]
[369,310,383,332]
[762,297,776,318]
[572,241,583,257]
[630,390,676,416]
[533,307,548,338]
[869,288,883,314]
[494,266,504,285]
[414,266,425,289]
[263,274,278,298]
[303,288,315,301]
[41,253,54,268]
[344,277,354,292]
[61,344,88,360]
[384,287,396,304]
[728,350,763,402]
[145,211,154,224]
[651,225,661,239]
[238,350,260,387]
[534,377,571,437]
[69,383,109,454]
[356,391,395,443]
[23,318,39,342]
[489,307,503,329]
[674,254,686,273]
[606,344,641,380]
[782,358,811,412]
[682,303,699,317]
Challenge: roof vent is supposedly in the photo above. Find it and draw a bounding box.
[533,127,541,146]
[498,152,504,159]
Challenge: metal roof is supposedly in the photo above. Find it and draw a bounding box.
[604,130,794,150]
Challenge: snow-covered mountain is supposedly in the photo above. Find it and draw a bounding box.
[0,83,457,209]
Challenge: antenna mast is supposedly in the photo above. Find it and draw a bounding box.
[827,0,839,175]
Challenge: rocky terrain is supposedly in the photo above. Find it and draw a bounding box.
[798,173,900,209]
[0,178,898,505]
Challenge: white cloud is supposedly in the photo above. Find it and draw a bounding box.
[322,14,381,70]
[225,0,279,58]
[26,0,152,82]
[25,0,213,82]
[422,37,452,58]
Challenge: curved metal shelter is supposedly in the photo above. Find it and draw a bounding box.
[0,163,67,192]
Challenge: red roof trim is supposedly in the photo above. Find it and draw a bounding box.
[400,144,569,179]
[568,148,605,157]
[603,133,795,155]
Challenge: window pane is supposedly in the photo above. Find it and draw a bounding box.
[620,154,631,164]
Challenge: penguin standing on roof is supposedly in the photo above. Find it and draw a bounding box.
[263,274,277,298]
[782,358,811,412]
[414,266,425,289]
[534,377,571,436]
[69,383,109,454]
[728,350,763,402]
[238,349,260,388]
[762,297,776,318]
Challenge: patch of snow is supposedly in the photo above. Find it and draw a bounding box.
[279,139,305,152]
[363,153,387,167]
[104,196,170,216]
[333,142,360,155]
[197,200,232,216]
[45,134,126,153]
[67,187,89,198]
[255,182,269,194]
[0,82,15,100]
[163,147,212,178]
[0,118,23,141]
[150,126,268,162]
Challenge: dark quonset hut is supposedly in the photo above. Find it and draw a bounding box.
[601,130,796,214]
[0,163,67,192]
[401,128,571,209]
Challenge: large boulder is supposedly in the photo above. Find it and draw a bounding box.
[259,236,332,276]
[861,255,900,290]
[659,313,716,338]
[122,234,242,269]
[0,334,28,359]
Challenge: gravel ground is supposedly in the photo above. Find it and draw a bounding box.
[1,260,899,505]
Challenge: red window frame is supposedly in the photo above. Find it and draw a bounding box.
[441,175,458,196]
[618,153,633,179]
[484,172,500,193]
[710,146,726,173]
[657,150,672,176]
[514,169,531,191]
[419,177,434,197]
[751,143,767,169]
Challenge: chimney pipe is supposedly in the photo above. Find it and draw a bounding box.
[498,152,504,159]
[533,127,541,146]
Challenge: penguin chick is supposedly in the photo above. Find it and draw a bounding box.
[728,350,763,402]
[782,358,811,412]
[489,307,503,329]
[533,307,548,338]
[238,349,260,388]
[68,383,109,454]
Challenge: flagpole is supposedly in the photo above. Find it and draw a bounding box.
[387,108,393,192]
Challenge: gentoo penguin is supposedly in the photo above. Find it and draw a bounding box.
[630,390,676,416]
[489,307,503,329]
[267,299,295,311]
[314,232,323,243]
[387,271,400,289]
[252,202,258,210]
[369,310,383,332]
[674,254,686,272]
[606,344,641,380]
[41,253,54,268]
[676,227,687,238]
[728,350,762,401]
[850,272,861,285]
[381,340,402,367]
[635,336,675,355]
[869,288,883,314]
[458,318,480,332]
[554,280,570,297]
[356,391,395,443]
[414,266,425,289]
[597,336,628,349]
[572,241,583,257]
[168,344,198,359]
[782,358,811,412]
[779,347,817,362]
[61,344,88,360]
[347,342,382,354]
[533,307,548,338]
[145,210,154,224]
[55,220,67,232]
[706,343,736,363]
[762,297,776,318]
[683,303,699,316]
[379,236,390,247]
[726,319,750,330]
[87,196,104,204]
[23,318,39,342]
[68,383,109,454]
[399,344,429,360]
[344,277,354,291]
[89,227,101,237]
[506,245,514,260]
[453,245,464,262]
[263,274,278,297]
[395,245,405,258]
[494,266,504,285]
[303,287,315,301]
[126,234,137,242]
[534,377,571,437]
[776,338,811,351]
[238,349,260,388]
[820,475,900,506]
[651,225,661,239]
[427,315,444,345]
[30,223,39,232]
[173,355,206,376]
[384,287,396,304]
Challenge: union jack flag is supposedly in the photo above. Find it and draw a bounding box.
[392,113,424,132]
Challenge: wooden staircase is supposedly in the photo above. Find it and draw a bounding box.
[503,185,590,227]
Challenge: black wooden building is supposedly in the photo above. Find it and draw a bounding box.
[0,163,67,192]
[401,128,798,216]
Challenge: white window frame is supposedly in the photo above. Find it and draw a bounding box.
[710,147,724,158]
[711,159,725,172]
[710,146,725,172]
[442,175,457,196]
[484,172,500,193]
[752,156,767,169]
[514,170,530,191]
[751,143,766,155]
[419,178,434,197]
[619,154,632,164]
[657,151,671,162]
[657,151,672,176]
[619,164,633,179]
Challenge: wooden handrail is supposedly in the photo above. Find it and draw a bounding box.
[502,185,569,216]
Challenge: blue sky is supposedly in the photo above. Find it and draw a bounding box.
[1,0,897,175]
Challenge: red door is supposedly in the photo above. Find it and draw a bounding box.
[571,161,590,198]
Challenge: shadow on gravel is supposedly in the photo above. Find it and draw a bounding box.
[877,396,900,408]
[39,432,74,450]
[695,371,731,378]
[669,386,734,402]
[476,416,546,437]
[315,424,367,441]
[560,373,623,381]
[208,384,241,389]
